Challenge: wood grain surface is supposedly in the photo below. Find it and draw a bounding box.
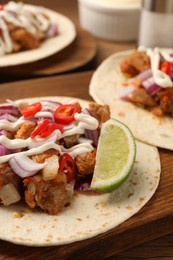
[0,29,97,82]
[0,71,173,259]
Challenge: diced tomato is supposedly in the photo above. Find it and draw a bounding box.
[0,5,4,11]
[40,123,64,138]
[54,103,81,125]
[21,102,42,118]
[160,61,171,75]
[58,153,76,182]
[30,119,49,139]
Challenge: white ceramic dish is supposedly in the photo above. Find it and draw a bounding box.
[0,5,76,67]
[78,0,141,41]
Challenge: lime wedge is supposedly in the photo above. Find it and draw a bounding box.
[91,118,136,193]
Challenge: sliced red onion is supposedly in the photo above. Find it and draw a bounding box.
[82,108,99,146]
[0,114,8,120]
[0,105,19,115]
[143,77,161,95]
[74,175,92,192]
[147,83,161,95]
[136,69,152,82]
[85,128,99,147]
[8,114,18,122]
[0,145,11,156]
[0,129,7,136]
[142,77,155,89]
[46,24,59,38]
[118,85,136,101]
[9,154,47,178]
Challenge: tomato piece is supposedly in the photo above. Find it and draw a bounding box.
[58,153,76,182]
[30,119,49,139]
[40,123,64,138]
[21,102,42,118]
[54,103,81,125]
[160,61,171,75]
[0,5,4,11]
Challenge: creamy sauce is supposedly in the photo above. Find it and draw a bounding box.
[0,101,97,163]
[138,46,173,88]
[0,1,51,55]
[88,0,141,8]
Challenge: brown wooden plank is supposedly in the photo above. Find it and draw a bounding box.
[0,71,173,259]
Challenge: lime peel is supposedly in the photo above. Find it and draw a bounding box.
[91,118,136,193]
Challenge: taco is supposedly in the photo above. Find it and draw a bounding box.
[89,48,173,150]
[0,1,59,56]
[0,96,160,246]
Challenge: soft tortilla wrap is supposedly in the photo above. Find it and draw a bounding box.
[0,97,160,246]
[0,5,76,67]
[89,50,173,150]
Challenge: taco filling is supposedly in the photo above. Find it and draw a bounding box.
[119,47,173,117]
[0,99,110,214]
[0,1,59,56]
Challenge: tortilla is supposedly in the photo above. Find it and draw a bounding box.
[0,96,160,246]
[0,5,76,67]
[89,50,173,150]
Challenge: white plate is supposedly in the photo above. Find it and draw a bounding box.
[0,5,76,67]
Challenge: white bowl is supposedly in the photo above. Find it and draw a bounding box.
[78,0,141,42]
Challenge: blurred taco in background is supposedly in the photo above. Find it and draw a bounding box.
[89,47,173,150]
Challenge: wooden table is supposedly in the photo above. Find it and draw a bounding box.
[0,0,173,259]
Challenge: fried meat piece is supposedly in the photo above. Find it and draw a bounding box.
[31,149,59,163]
[24,175,71,215]
[63,134,79,148]
[129,88,156,108]
[154,88,173,116]
[89,102,110,125]
[15,122,36,139]
[0,163,21,205]
[120,51,151,77]
[11,28,40,50]
[76,149,96,175]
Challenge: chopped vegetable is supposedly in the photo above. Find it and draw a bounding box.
[58,153,76,182]
[54,103,81,125]
[30,119,49,138]
[40,123,64,138]
[21,102,42,118]
[30,119,64,138]
[9,154,46,178]
[42,155,59,181]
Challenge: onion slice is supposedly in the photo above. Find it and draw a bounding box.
[0,183,21,206]
[0,105,19,115]
[143,77,161,95]
[82,108,99,147]
[136,69,152,82]
[0,145,11,156]
[9,154,47,178]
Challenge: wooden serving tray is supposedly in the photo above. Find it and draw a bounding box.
[0,71,173,259]
[0,29,97,82]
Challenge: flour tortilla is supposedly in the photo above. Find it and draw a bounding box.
[0,5,76,67]
[0,96,160,246]
[89,50,173,150]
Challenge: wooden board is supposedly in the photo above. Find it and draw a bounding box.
[0,29,97,82]
[0,71,173,259]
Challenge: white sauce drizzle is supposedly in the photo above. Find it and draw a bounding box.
[0,101,98,164]
[0,1,51,56]
[138,46,173,88]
